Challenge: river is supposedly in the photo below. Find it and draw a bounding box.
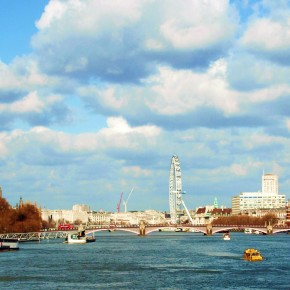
[0,232,289,289]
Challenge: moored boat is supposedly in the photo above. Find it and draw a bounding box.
[86,236,96,243]
[244,248,263,261]
[65,232,87,244]
[223,233,230,240]
[244,228,253,234]
[0,239,19,251]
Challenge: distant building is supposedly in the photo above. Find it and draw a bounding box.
[262,173,278,194]
[232,173,286,215]
[42,206,168,226]
[286,200,290,226]
[41,204,90,224]
[191,205,231,225]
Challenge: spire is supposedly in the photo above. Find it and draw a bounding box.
[0,186,2,198]
[214,197,218,208]
[19,196,23,208]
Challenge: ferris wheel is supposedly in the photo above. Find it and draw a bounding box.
[169,155,183,224]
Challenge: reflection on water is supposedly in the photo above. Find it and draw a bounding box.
[0,232,289,289]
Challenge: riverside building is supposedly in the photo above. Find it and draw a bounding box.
[232,173,286,215]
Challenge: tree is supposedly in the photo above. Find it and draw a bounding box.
[0,197,13,233]
[74,219,82,225]
[0,197,42,233]
[212,213,278,226]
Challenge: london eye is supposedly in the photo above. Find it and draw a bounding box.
[169,155,183,224]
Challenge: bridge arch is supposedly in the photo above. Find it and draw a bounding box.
[86,228,140,236]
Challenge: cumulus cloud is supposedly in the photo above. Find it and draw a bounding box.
[1,0,290,209]
[4,117,161,159]
[31,0,237,82]
[240,3,290,65]
[0,92,44,113]
[159,0,236,49]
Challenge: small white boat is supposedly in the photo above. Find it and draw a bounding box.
[0,239,19,251]
[223,233,231,240]
[244,228,253,234]
[65,233,87,244]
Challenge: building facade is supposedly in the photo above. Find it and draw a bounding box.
[232,173,286,215]
[262,173,278,194]
[41,204,90,225]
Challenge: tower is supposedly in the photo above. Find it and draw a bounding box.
[214,197,218,208]
[262,174,278,194]
[19,196,23,208]
[0,186,2,198]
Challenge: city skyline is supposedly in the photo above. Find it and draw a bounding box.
[0,1,290,212]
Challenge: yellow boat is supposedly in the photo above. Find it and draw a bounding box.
[244,248,263,261]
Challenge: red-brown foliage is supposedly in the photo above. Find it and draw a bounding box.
[212,213,278,226]
[0,197,42,233]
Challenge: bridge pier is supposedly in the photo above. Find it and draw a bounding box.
[267,225,273,235]
[206,224,213,236]
[139,221,146,236]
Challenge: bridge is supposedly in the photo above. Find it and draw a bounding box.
[86,223,290,236]
[1,224,289,241]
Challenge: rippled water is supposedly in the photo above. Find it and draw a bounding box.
[0,232,289,289]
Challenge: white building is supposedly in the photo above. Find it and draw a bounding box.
[88,210,168,226]
[232,173,286,215]
[262,174,278,194]
[41,204,90,224]
[42,206,168,226]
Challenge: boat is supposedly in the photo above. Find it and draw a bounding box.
[243,248,263,261]
[244,228,262,235]
[0,239,19,251]
[86,236,96,243]
[223,233,230,240]
[244,228,253,234]
[65,232,87,244]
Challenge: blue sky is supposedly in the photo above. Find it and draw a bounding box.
[0,0,289,212]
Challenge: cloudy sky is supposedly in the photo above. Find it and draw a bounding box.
[0,0,289,212]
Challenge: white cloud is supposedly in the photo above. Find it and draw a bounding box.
[4,117,161,157]
[146,62,238,115]
[243,133,284,150]
[160,0,236,49]
[241,18,290,51]
[231,164,247,176]
[8,91,44,113]
[0,57,62,93]
[122,166,151,178]
[0,91,62,114]
[31,0,237,83]
[99,116,161,147]
[286,119,290,131]
[36,0,70,29]
[0,133,9,157]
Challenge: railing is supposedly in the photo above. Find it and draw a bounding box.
[0,224,289,240]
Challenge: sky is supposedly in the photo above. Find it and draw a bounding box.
[0,0,290,212]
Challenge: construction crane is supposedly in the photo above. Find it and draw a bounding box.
[117,192,123,213]
[123,187,134,213]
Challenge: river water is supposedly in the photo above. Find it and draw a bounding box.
[0,232,289,289]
